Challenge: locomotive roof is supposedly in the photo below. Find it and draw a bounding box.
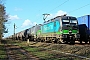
[43,15,77,25]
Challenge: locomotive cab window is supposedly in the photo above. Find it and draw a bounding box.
[70,20,77,25]
[62,20,69,25]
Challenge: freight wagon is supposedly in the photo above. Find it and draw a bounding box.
[17,29,28,41]
[26,24,42,41]
[77,15,90,43]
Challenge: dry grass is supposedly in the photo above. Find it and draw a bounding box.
[17,42,90,60]
[8,40,90,60]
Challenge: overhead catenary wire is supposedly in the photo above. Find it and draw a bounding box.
[36,0,69,22]
[48,1,90,16]
[48,0,69,13]
[68,3,90,14]
[36,1,90,23]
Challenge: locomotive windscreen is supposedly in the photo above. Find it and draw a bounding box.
[61,16,78,34]
[62,20,77,25]
[62,20,69,25]
[62,17,78,26]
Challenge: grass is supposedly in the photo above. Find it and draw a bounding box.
[0,55,7,59]
[18,43,56,60]
[18,43,81,60]
[0,44,7,60]
[3,40,89,60]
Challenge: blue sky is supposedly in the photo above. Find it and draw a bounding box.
[4,0,90,38]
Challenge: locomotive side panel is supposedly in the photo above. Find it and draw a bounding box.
[41,18,60,35]
[40,17,61,43]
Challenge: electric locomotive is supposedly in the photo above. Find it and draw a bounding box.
[37,15,80,44]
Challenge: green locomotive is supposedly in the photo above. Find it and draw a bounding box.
[36,15,80,44]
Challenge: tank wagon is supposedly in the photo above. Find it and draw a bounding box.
[16,32,21,40]
[26,24,42,41]
[24,29,29,40]
[15,33,18,40]
[15,29,29,41]
[17,31,24,40]
[26,28,31,41]
[77,15,90,43]
[18,29,29,41]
